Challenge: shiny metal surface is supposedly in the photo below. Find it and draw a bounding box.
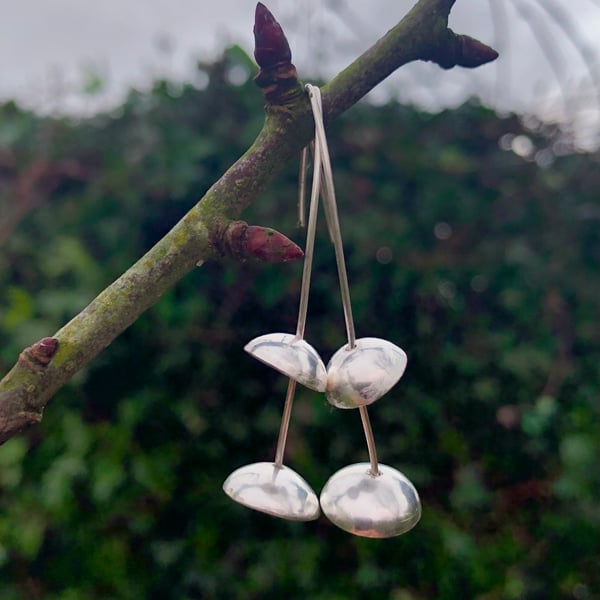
[320,462,421,538]
[326,337,408,408]
[228,88,420,535]
[245,333,327,392]
[223,462,320,521]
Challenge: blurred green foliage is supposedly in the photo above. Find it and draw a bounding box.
[0,47,599,599]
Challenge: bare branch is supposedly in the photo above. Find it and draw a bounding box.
[0,0,497,445]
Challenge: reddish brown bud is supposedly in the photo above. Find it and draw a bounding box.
[457,35,498,68]
[244,225,303,263]
[18,337,59,372]
[254,3,291,68]
[432,30,498,70]
[28,337,58,365]
[214,220,304,263]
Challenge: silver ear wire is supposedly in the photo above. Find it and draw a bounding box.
[305,84,356,347]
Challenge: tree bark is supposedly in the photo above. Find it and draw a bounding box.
[0,0,497,445]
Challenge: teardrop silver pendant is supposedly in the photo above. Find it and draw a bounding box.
[223,461,320,522]
[319,463,421,537]
[326,337,407,409]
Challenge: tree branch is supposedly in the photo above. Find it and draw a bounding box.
[0,0,497,445]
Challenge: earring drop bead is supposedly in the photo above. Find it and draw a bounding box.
[244,333,327,392]
[320,463,421,538]
[325,338,408,409]
[223,462,320,522]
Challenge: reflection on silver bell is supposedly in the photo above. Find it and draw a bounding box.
[320,462,421,538]
[326,338,407,408]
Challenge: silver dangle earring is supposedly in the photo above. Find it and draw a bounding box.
[222,108,327,522]
[223,84,421,537]
[304,85,421,538]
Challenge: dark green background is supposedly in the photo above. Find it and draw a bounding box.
[1,48,598,598]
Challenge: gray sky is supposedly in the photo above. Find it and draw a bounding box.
[1,1,599,148]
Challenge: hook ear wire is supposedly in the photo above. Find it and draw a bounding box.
[305,83,356,349]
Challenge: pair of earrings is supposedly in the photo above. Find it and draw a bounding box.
[223,85,421,538]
